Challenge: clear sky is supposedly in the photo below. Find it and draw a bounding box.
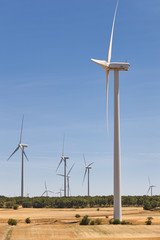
[0,0,160,197]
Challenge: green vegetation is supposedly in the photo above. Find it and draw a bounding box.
[8,219,17,226]
[25,218,31,224]
[0,195,159,210]
[109,219,132,225]
[90,220,95,225]
[75,214,80,218]
[145,217,153,225]
[13,204,18,210]
[95,218,102,225]
[80,215,90,225]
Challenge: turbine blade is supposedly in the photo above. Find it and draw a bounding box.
[147,187,150,195]
[48,190,54,194]
[87,162,94,167]
[107,0,119,63]
[41,191,46,196]
[148,176,151,186]
[62,134,65,156]
[106,70,109,135]
[20,146,29,161]
[82,168,87,185]
[67,163,75,175]
[7,146,20,161]
[83,154,86,166]
[56,157,63,172]
[45,181,47,191]
[57,174,65,177]
[20,115,24,144]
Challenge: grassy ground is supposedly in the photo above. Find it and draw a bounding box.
[0,207,160,240]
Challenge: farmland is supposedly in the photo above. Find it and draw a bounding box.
[0,207,160,240]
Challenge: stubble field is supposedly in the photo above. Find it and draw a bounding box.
[0,207,160,240]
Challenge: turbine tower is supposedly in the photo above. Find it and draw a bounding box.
[57,163,75,197]
[56,136,69,197]
[91,0,130,220]
[7,115,29,197]
[147,177,156,196]
[82,154,94,196]
[41,181,54,197]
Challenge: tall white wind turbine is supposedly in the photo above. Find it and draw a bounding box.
[82,154,94,196]
[91,0,130,220]
[56,136,69,197]
[7,115,29,197]
[147,177,156,196]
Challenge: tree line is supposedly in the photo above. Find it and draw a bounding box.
[0,195,159,210]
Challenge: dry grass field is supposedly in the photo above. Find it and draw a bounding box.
[0,207,160,240]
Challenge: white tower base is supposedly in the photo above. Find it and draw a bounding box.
[114,70,121,221]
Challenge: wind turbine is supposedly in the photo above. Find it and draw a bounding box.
[82,154,94,196]
[56,136,69,197]
[57,163,75,197]
[91,0,130,220]
[41,181,54,197]
[147,177,156,196]
[7,115,29,197]
[56,186,64,197]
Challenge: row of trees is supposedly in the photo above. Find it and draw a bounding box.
[0,195,159,210]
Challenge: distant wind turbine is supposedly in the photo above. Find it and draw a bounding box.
[56,135,69,197]
[91,0,130,220]
[7,115,29,197]
[82,154,94,196]
[41,181,54,197]
[147,177,156,196]
[57,163,75,197]
[56,186,64,197]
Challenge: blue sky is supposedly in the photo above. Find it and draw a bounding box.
[0,0,160,197]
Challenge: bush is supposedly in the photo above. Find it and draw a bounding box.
[106,215,109,218]
[145,217,153,225]
[95,218,102,225]
[80,215,90,225]
[121,220,131,225]
[25,218,31,224]
[90,220,95,225]
[109,219,121,225]
[97,208,100,211]
[146,220,152,225]
[13,205,18,210]
[75,214,80,218]
[22,202,32,208]
[8,219,17,226]
[6,201,13,209]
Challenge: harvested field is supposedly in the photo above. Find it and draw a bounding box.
[0,207,160,240]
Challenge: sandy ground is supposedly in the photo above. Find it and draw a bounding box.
[0,207,160,240]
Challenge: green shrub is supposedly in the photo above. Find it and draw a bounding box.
[90,220,95,225]
[8,219,17,226]
[105,215,109,218]
[121,220,131,225]
[80,215,90,225]
[95,218,102,225]
[75,214,80,218]
[145,217,153,225]
[6,201,13,209]
[110,219,121,225]
[25,218,31,224]
[109,219,113,224]
[13,204,18,210]
[97,208,100,211]
[22,202,32,208]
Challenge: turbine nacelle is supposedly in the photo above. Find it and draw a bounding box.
[20,144,28,148]
[91,59,130,71]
